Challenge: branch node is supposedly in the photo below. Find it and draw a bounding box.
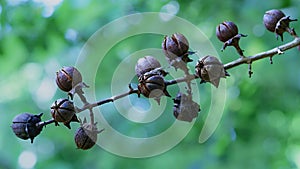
[277,48,284,55]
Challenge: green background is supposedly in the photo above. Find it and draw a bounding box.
[1,0,300,168]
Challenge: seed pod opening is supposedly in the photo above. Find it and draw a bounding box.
[138,73,170,104]
[11,113,43,143]
[195,55,228,88]
[162,33,189,57]
[51,98,75,124]
[56,66,82,92]
[162,33,192,69]
[216,21,239,42]
[135,56,162,78]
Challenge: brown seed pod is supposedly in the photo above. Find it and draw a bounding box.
[263,9,286,32]
[216,21,239,42]
[56,66,82,92]
[74,119,103,150]
[162,33,192,67]
[11,113,43,143]
[263,9,297,41]
[162,33,189,57]
[195,55,229,88]
[135,56,162,78]
[51,98,75,124]
[216,21,247,57]
[173,93,200,122]
[138,73,170,104]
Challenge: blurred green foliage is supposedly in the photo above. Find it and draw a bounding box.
[1,0,300,169]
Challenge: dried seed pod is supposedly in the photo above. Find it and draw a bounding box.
[162,33,189,57]
[173,93,200,122]
[138,73,170,104]
[135,56,162,78]
[216,21,247,57]
[51,98,75,125]
[162,33,192,68]
[56,66,82,92]
[11,113,43,143]
[263,9,297,41]
[195,55,229,87]
[216,21,238,42]
[263,9,285,32]
[74,125,97,150]
[74,119,103,150]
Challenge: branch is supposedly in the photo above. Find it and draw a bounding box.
[36,119,55,128]
[165,74,198,86]
[76,85,139,113]
[37,37,300,128]
[83,37,300,108]
[163,37,300,86]
[224,37,300,69]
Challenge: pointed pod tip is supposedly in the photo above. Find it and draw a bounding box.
[225,71,230,77]
[164,90,171,97]
[154,98,161,105]
[211,79,220,88]
[64,122,72,129]
[200,80,206,84]
[37,113,43,118]
[54,121,59,126]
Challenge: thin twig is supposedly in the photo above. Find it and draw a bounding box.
[76,86,139,113]
[224,37,300,69]
[165,74,198,86]
[36,119,56,128]
[89,109,95,125]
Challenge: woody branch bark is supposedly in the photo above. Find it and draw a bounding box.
[224,37,300,69]
[79,36,300,108]
[37,36,300,128]
[166,36,300,85]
